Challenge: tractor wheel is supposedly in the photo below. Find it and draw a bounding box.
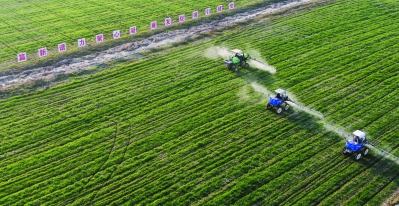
[363,148,369,156]
[267,103,273,110]
[354,153,362,161]
[284,103,290,111]
[244,63,249,68]
[342,148,351,156]
[226,64,230,70]
[276,108,283,114]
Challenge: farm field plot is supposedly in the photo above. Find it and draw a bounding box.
[1,0,399,205]
[0,0,271,66]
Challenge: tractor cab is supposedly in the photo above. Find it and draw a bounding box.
[231,49,243,56]
[352,130,367,144]
[343,130,369,161]
[274,89,288,101]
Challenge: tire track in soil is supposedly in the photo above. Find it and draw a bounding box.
[67,121,119,205]
[86,120,134,205]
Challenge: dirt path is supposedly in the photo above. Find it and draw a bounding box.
[0,0,315,90]
[384,188,399,206]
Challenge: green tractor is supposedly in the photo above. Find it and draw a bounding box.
[224,49,250,72]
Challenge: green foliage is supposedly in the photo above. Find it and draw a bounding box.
[1,0,399,205]
[0,0,272,66]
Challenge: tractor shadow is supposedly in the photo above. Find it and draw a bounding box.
[280,109,329,137]
[237,66,276,89]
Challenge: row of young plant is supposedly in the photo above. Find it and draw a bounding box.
[2,0,399,204]
[12,2,235,63]
[0,55,219,178]
[0,0,279,65]
[22,70,266,204]
[255,1,396,92]
[81,70,272,204]
[0,44,203,174]
[50,101,310,204]
[2,51,276,204]
[215,0,399,203]
[319,151,399,205]
[366,166,399,205]
[0,40,262,204]
[0,52,234,160]
[0,41,211,156]
[195,132,327,205]
[83,103,280,205]
[0,84,231,202]
[0,57,234,197]
[3,81,250,204]
[243,141,348,205]
[90,113,315,205]
[227,0,399,147]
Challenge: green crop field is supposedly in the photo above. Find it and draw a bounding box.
[0,0,269,66]
[1,0,399,205]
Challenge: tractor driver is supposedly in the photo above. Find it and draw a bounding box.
[276,93,282,100]
[243,53,249,61]
[235,52,243,62]
[353,135,360,144]
[237,52,249,63]
[360,136,366,143]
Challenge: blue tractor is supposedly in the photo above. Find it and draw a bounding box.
[266,89,291,114]
[342,130,370,161]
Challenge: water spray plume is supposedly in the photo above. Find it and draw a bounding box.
[285,91,324,119]
[250,82,273,97]
[204,46,231,60]
[320,121,351,140]
[288,102,324,119]
[248,59,276,74]
[368,145,399,166]
[237,85,251,101]
[246,48,276,73]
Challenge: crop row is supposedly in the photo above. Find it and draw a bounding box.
[0,0,279,65]
[319,154,399,205]
[0,75,247,204]
[90,115,315,205]
[0,57,236,179]
[222,0,399,149]
[12,2,235,62]
[1,0,399,204]
[90,104,285,205]
[0,39,272,204]
[0,41,217,152]
[3,90,244,205]
[213,0,399,204]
